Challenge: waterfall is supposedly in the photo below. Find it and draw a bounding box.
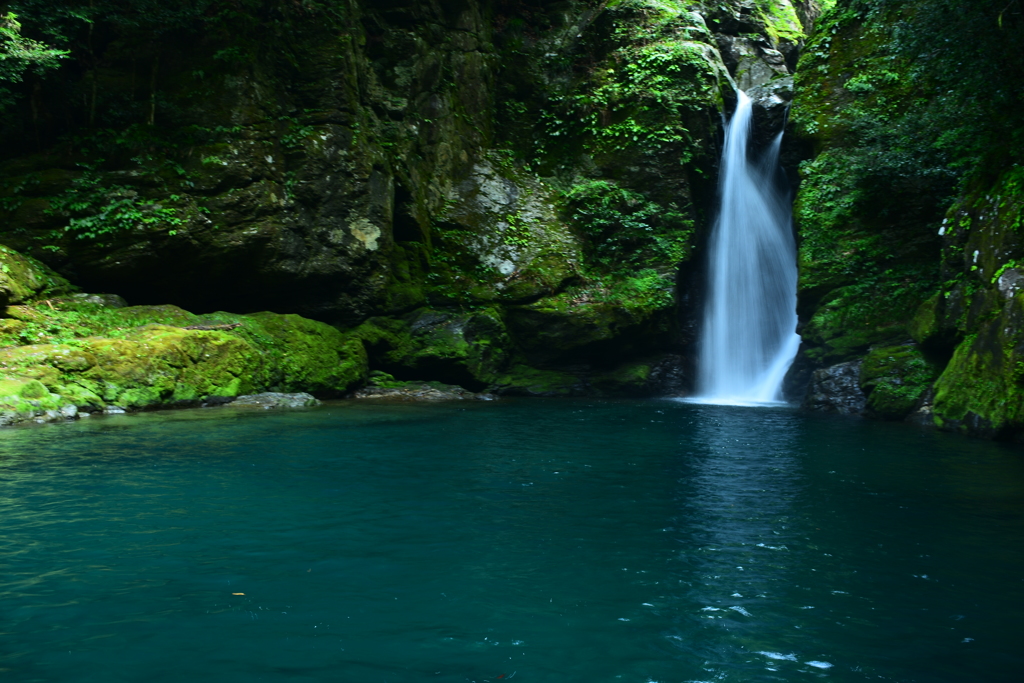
[692,90,800,405]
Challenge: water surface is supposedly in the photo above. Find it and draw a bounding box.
[1,400,1021,682]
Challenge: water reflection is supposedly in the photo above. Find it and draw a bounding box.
[0,401,1021,682]
[664,403,814,677]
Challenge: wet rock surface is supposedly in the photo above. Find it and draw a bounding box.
[803,360,867,415]
[230,393,321,409]
[353,381,495,402]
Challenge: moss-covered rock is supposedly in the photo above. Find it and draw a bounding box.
[930,291,1024,438]
[859,345,938,420]
[0,246,369,426]
[0,245,74,307]
[488,363,582,397]
[354,307,510,390]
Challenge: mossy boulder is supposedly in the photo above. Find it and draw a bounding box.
[426,157,585,307]
[241,312,368,396]
[0,328,261,410]
[0,251,370,426]
[505,281,675,366]
[859,345,938,420]
[0,245,74,308]
[354,307,510,391]
[488,363,582,397]
[931,292,1024,438]
[0,376,72,426]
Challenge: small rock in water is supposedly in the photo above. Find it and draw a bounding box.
[230,392,320,409]
[104,405,127,414]
[353,381,496,402]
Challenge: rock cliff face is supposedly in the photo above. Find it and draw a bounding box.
[788,0,1024,439]
[0,0,810,409]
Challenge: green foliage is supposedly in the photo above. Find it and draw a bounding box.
[505,0,724,170]
[801,264,939,364]
[0,11,67,111]
[563,179,693,272]
[44,163,184,245]
[791,0,990,365]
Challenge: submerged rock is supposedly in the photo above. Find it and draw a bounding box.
[230,393,321,409]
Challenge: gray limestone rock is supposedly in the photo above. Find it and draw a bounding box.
[715,35,789,91]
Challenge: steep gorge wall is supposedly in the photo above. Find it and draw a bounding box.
[0,0,810,399]
[789,0,1024,439]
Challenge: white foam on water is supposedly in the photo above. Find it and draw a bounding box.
[757,652,798,662]
[806,661,833,669]
[728,606,752,617]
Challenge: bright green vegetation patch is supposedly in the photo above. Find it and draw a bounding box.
[0,302,367,403]
[752,0,805,43]
[0,246,366,421]
[0,244,71,306]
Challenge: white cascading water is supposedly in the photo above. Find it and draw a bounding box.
[692,90,801,405]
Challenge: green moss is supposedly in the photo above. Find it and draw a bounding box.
[241,312,368,396]
[0,247,368,420]
[489,363,579,397]
[0,244,74,307]
[860,345,938,419]
[753,0,806,44]
[909,293,941,344]
[931,294,1024,436]
[382,243,428,312]
[353,307,511,390]
[590,359,654,396]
